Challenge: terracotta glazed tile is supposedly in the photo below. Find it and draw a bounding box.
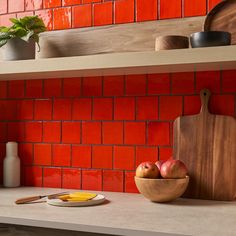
[125,171,139,193]
[0,100,17,121]
[19,143,33,165]
[8,0,24,12]
[93,98,113,120]
[147,122,170,145]
[72,98,92,120]
[82,169,102,191]
[0,81,7,99]
[34,144,52,165]
[208,0,221,11]
[0,122,7,142]
[62,0,81,6]
[16,100,34,120]
[53,144,71,166]
[73,4,92,28]
[0,0,7,14]
[184,0,206,17]
[159,96,183,120]
[94,2,113,26]
[25,80,43,98]
[184,95,201,115]
[124,122,146,145]
[25,0,43,10]
[136,0,158,22]
[114,0,134,24]
[62,121,81,144]
[222,70,236,93]
[103,76,124,96]
[8,80,25,99]
[7,122,25,142]
[114,146,135,170]
[83,0,101,3]
[92,146,113,169]
[82,77,102,96]
[43,121,61,143]
[102,121,123,144]
[125,75,146,95]
[136,97,158,120]
[34,99,52,120]
[35,9,53,31]
[82,121,101,144]
[114,97,135,120]
[159,147,173,161]
[53,7,72,30]
[160,0,181,19]
[63,77,81,97]
[25,122,42,142]
[53,99,72,120]
[103,170,124,192]
[24,166,42,187]
[43,167,62,188]
[62,168,81,189]
[44,79,62,97]
[135,146,157,167]
[44,0,61,8]
[147,73,170,95]
[0,14,16,27]
[172,72,195,94]
[72,145,91,168]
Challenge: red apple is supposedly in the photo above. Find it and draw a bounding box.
[136,161,160,178]
[155,160,164,172]
[160,159,187,179]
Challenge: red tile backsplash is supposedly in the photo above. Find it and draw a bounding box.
[53,7,72,30]
[44,0,61,8]
[103,170,124,192]
[92,146,113,169]
[62,121,81,143]
[34,143,52,165]
[73,4,92,28]
[160,0,182,19]
[8,0,24,13]
[184,0,207,17]
[114,0,134,24]
[25,0,43,11]
[43,121,61,143]
[62,168,81,189]
[72,145,91,168]
[93,2,113,26]
[0,0,7,14]
[53,144,71,166]
[136,0,158,22]
[82,169,102,191]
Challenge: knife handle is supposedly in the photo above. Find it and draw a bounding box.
[15,195,42,204]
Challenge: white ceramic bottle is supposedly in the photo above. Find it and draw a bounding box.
[3,142,20,187]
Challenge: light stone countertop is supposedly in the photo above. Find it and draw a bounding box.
[0,187,236,236]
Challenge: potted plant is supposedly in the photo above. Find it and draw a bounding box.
[0,15,46,61]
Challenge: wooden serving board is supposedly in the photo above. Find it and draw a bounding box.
[173,89,236,201]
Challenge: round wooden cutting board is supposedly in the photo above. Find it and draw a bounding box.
[204,0,236,44]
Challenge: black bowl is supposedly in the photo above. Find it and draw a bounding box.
[190,31,231,48]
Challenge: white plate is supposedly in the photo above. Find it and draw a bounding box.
[47,194,106,207]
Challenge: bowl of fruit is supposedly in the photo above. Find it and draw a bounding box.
[134,159,189,203]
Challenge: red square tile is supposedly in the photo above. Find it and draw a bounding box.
[17,11,34,18]
[135,146,157,167]
[92,146,112,169]
[93,98,113,120]
[82,77,102,96]
[93,2,113,26]
[63,77,81,97]
[72,98,92,120]
[114,146,135,170]
[24,166,42,187]
[0,0,7,14]
[159,96,183,120]
[53,99,72,120]
[16,100,34,120]
[83,0,101,3]
[160,0,181,19]
[136,97,158,120]
[136,0,158,22]
[125,74,146,95]
[8,0,24,12]
[114,0,134,24]
[63,0,81,6]
[62,168,81,189]
[147,73,171,95]
[124,122,146,145]
[102,121,123,144]
[114,97,135,120]
[43,121,61,143]
[125,171,139,193]
[82,169,102,191]
[147,122,170,145]
[7,122,25,142]
[44,0,61,8]
[103,76,124,96]
[72,145,91,168]
[43,167,62,188]
[25,122,42,142]
[0,122,7,142]
[196,71,221,93]
[19,143,33,166]
[0,81,7,98]
[0,100,17,121]
[53,144,71,166]
[35,9,53,30]
[184,95,201,115]
[159,147,173,161]
[172,72,195,94]
[208,0,221,11]
[8,80,25,98]
[0,14,17,27]
[184,0,206,17]
[25,0,43,10]
[25,80,43,98]
[44,79,62,97]
[222,70,236,93]
[62,121,81,143]
[53,7,72,30]
[73,4,92,28]
[34,143,52,165]
[103,170,124,192]
[82,122,101,144]
[34,99,52,120]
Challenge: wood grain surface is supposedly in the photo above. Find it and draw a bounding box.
[174,89,236,201]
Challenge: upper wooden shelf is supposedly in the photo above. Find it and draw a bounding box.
[0,45,236,80]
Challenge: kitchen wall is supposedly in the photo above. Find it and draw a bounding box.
[0,0,235,193]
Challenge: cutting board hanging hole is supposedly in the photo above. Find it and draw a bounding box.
[200,89,211,114]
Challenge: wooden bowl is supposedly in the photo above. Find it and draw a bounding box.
[134,176,189,203]
[155,35,189,51]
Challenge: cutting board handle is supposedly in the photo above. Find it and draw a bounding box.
[200,89,211,114]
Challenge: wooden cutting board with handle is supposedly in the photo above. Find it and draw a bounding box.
[173,89,236,201]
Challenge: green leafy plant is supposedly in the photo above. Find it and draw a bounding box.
[0,15,46,51]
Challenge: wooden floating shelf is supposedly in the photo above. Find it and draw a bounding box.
[0,45,236,80]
